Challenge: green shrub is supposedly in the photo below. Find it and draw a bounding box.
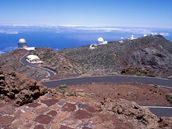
[166,93,172,105]
[66,91,77,97]
[56,84,67,94]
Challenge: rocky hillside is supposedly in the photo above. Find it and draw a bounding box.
[32,48,84,79]
[0,49,48,80]
[1,35,172,80]
[1,85,172,128]
[0,67,47,105]
[0,56,172,128]
[0,48,84,80]
[60,35,172,78]
[0,69,172,129]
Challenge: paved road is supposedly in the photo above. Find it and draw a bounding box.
[42,76,172,117]
[42,75,172,88]
[150,108,172,117]
[20,51,172,117]
[144,106,172,117]
[20,50,56,77]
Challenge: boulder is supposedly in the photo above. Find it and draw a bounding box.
[101,98,159,129]
[0,68,48,106]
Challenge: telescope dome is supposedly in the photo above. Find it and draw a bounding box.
[19,38,26,44]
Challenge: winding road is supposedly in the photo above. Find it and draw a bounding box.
[20,50,172,117]
[42,75,172,88]
[19,50,56,78]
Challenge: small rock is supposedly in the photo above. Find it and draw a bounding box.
[0,74,5,80]
[34,124,45,129]
[62,103,76,112]
[27,102,41,108]
[75,110,92,119]
[47,110,57,117]
[77,103,88,109]
[41,99,59,106]
[59,125,74,129]
[0,116,14,126]
[86,105,97,113]
[15,89,32,106]
[58,99,66,106]
[35,115,52,124]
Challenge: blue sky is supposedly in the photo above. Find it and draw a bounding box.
[0,0,172,28]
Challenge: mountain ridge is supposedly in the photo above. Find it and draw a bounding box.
[0,35,172,80]
[59,35,172,78]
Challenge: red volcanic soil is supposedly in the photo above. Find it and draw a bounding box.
[67,83,172,106]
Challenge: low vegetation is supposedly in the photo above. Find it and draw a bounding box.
[166,93,172,105]
[55,84,67,94]
[60,35,172,78]
[0,35,172,80]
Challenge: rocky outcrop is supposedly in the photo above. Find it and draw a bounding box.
[101,98,171,129]
[0,71,6,97]
[0,49,48,80]
[0,67,47,106]
[158,117,172,128]
[0,94,171,129]
[0,67,171,128]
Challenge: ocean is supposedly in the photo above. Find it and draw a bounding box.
[0,26,172,53]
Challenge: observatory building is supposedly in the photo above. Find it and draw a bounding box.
[97,37,108,45]
[18,38,35,50]
[26,55,43,64]
[130,35,136,40]
[89,37,108,50]
[18,38,27,48]
[119,37,124,43]
[89,44,97,50]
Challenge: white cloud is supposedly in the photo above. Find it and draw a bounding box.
[59,26,153,34]
[75,27,124,32]
[150,32,170,36]
[0,30,19,34]
[159,32,169,36]
[0,51,4,54]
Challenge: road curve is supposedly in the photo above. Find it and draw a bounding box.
[42,75,172,88]
[19,50,172,117]
[144,106,172,117]
[42,75,172,117]
[20,50,56,78]
[149,107,172,117]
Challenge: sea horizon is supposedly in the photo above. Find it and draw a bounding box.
[0,25,172,53]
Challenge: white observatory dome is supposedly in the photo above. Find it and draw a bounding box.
[97,37,104,43]
[18,38,27,49]
[19,38,26,44]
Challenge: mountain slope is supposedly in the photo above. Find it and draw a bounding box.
[60,35,172,78]
[0,67,47,105]
[32,48,84,79]
[0,35,172,79]
[0,49,48,80]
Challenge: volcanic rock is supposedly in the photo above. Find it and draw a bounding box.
[0,67,47,106]
[101,98,160,129]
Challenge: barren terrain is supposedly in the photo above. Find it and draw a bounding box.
[67,83,172,106]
